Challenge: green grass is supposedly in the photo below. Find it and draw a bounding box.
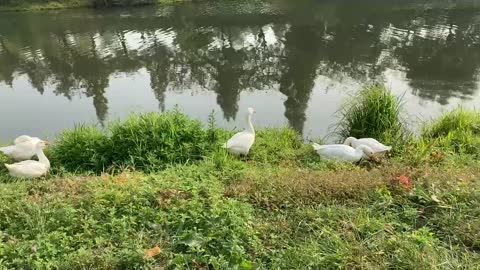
[421,107,480,156]
[0,100,479,268]
[0,160,478,268]
[49,109,223,173]
[336,84,406,148]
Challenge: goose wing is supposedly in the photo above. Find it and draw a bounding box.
[224,131,255,149]
[6,160,47,174]
[358,138,392,152]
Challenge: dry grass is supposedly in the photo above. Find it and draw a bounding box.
[225,167,385,206]
[225,162,480,208]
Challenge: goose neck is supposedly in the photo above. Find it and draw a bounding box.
[246,113,255,134]
[36,148,50,168]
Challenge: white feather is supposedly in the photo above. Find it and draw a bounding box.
[14,135,40,145]
[312,143,373,162]
[4,141,50,179]
[343,137,391,157]
[1,139,40,161]
[223,108,256,156]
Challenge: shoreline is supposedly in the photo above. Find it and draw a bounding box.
[0,0,186,12]
[0,89,479,268]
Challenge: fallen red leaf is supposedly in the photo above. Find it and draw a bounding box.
[398,175,412,190]
[145,246,161,258]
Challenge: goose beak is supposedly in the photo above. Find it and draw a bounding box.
[44,141,49,146]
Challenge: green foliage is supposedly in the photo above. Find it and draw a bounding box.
[336,84,406,147]
[0,167,261,269]
[250,127,305,164]
[2,95,480,268]
[49,125,109,173]
[1,127,480,268]
[49,109,220,173]
[0,0,91,11]
[422,107,480,155]
[107,110,214,171]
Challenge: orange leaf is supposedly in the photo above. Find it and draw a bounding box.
[145,246,161,258]
[397,175,412,190]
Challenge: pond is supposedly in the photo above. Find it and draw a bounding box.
[1,0,480,142]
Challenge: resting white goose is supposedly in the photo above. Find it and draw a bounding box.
[0,135,43,161]
[312,143,374,162]
[14,135,41,145]
[222,107,256,156]
[4,140,50,179]
[343,137,391,156]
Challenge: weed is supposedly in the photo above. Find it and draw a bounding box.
[48,124,109,173]
[422,107,480,156]
[49,109,222,173]
[336,84,407,148]
[107,110,215,171]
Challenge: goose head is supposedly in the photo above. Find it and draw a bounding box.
[35,140,49,150]
[343,137,357,146]
[247,107,256,115]
[357,145,374,159]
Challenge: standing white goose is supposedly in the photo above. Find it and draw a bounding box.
[4,140,50,179]
[222,107,256,156]
[312,143,374,162]
[0,135,43,161]
[343,137,391,157]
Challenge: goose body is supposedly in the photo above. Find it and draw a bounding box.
[343,137,391,156]
[223,107,256,156]
[14,135,41,145]
[4,141,50,178]
[0,135,40,161]
[312,143,374,162]
[0,135,42,161]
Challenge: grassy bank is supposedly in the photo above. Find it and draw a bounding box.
[0,0,91,11]
[0,86,479,268]
[0,0,184,11]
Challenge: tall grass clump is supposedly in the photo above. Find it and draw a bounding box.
[251,127,305,164]
[49,125,109,173]
[49,109,222,173]
[336,84,406,146]
[422,107,480,155]
[107,110,216,171]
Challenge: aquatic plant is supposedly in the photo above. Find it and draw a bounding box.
[336,83,406,146]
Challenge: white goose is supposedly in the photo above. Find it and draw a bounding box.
[343,137,391,157]
[0,135,42,161]
[222,107,256,156]
[4,140,50,179]
[14,135,41,145]
[312,143,374,162]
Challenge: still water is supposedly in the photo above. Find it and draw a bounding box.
[1,0,480,141]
